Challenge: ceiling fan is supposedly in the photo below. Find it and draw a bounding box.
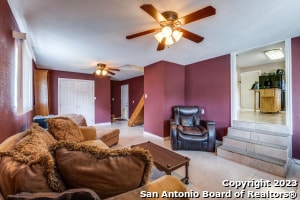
[126,4,216,51]
[94,63,120,76]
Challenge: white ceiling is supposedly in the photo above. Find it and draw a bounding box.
[8,0,300,80]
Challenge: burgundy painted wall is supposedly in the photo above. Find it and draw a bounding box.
[292,37,300,159]
[111,76,144,118]
[0,0,33,143]
[48,70,111,123]
[111,80,121,117]
[122,76,144,117]
[185,55,231,140]
[144,61,185,137]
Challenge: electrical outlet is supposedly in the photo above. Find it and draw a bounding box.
[200,108,205,115]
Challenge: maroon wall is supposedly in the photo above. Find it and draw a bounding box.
[111,76,144,118]
[48,70,111,123]
[111,80,121,117]
[144,61,185,137]
[122,76,144,117]
[292,37,300,159]
[185,55,231,140]
[0,0,33,143]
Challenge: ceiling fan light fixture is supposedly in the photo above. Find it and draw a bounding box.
[264,49,284,60]
[165,36,174,45]
[102,70,108,76]
[154,32,164,43]
[95,68,101,75]
[161,26,172,37]
[172,30,183,41]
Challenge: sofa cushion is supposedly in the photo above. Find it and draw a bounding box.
[0,124,65,198]
[47,117,84,143]
[7,188,100,200]
[51,141,153,199]
[60,114,88,126]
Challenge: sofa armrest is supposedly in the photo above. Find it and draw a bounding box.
[79,126,97,141]
[7,188,100,200]
[106,175,188,200]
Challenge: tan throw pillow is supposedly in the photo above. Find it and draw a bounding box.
[0,124,65,198]
[46,117,84,143]
[51,141,153,199]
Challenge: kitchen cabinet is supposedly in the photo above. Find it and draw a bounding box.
[259,88,281,113]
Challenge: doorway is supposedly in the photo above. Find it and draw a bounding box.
[121,84,129,119]
[232,40,291,128]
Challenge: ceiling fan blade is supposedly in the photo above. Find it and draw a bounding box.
[108,68,120,71]
[157,38,166,51]
[140,4,166,23]
[177,28,204,43]
[179,6,216,25]
[107,71,115,75]
[126,29,157,39]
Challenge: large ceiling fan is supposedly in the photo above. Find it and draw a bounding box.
[126,4,216,51]
[94,63,120,76]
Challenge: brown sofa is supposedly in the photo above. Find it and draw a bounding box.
[34,113,120,147]
[0,117,188,200]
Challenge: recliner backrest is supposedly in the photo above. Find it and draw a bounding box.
[173,106,200,126]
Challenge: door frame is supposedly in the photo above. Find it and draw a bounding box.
[121,84,129,119]
[231,38,292,134]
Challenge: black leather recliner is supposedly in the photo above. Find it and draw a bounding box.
[170,106,216,151]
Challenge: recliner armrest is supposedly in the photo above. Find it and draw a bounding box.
[170,119,179,150]
[200,120,216,152]
[200,120,215,126]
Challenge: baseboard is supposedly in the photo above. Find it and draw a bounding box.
[143,131,169,141]
[93,122,111,126]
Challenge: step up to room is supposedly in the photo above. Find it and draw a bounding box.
[217,120,291,177]
[218,145,288,177]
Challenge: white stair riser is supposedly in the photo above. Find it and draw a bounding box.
[228,128,290,147]
[217,148,287,177]
[232,120,289,134]
[223,137,288,161]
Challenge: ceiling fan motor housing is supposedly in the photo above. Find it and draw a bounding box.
[160,11,181,27]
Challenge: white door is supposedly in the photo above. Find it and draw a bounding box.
[58,78,95,125]
[240,71,260,110]
[121,84,129,119]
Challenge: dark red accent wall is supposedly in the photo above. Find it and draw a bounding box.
[292,37,300,159]
[111,80,121,117]
[48,70,111,123]
[0,0,33,143]
[185,55,231,140]
[144,61,185,137]
[111,76,144,118]
[122,76,144,117]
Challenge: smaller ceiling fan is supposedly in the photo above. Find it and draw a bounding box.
[126,4,216,51]
[94,63,120,76]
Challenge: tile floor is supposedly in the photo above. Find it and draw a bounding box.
[97,120,300,200]
[237,110,286,125]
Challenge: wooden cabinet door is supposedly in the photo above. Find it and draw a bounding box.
[34,69,49,116]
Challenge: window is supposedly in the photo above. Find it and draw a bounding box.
[14,31,33,114]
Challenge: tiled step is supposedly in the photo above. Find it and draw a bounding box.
[217,120,291,177]
[232,120,289,134]
[217,145,287,177]
[223,135,288,161]
[228,126,291,147]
